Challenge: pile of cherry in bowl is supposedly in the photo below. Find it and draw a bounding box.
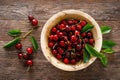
[48,19,95,64]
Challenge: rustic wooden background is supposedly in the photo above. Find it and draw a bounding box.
[0,0,120,80]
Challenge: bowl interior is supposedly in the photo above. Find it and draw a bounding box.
[41,10,102,71]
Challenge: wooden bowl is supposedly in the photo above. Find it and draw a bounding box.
[41,10,102,71]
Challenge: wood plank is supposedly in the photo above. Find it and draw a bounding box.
[0,0,119,20]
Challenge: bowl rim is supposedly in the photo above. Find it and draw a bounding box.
[40,9,102,71]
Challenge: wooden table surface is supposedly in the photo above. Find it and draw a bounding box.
[0,0,120,80]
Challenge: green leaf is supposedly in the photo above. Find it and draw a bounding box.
[102,40,116,49]
[102,48,115,54]
[81,23,94,32]
[8,29,21,37]
[100,26,111,34]
[3,37,21,48]
[83,49,90,63]
[99,54,108,66]
[85,44,108,66]
[30,36,39,51]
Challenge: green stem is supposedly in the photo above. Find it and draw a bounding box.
[22,29,34,39]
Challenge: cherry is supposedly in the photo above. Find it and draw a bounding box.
[84,38,89,43]
[71,35,77,42]
[51,27,57,33]
[61,20,67,25]
[26,48,33,55]
[59,40,65,47]
[65,52,71,58]
[77,39,82,44]
[74,30,80,36]
[81,32,86,37]
[89,38,95,45]
[57,32,64,38]
[67,46,72,51]
[80,20,87,27]
[49,35,54,41]
[62,36,68,41]
[68,20,74,25]
[32,19,38,26]
[23,53,29,60]
[73,20,79,24]
[87,31,92,37]
[70,26,76,31]
[56,54,62,59]
[59,24,65,30]
[76,24,82,31]
[15,43,22,50]
[65,25,70,32]
[76,44,82,51]
[48,42,54,48]
[71,59,76,64]
[58,47,64,54]
[53,35,58,41]
[26,60,33,66]
[63,58,69,64]
[28,15,34,21]
[52,49,57,55]
[18,52,23,59]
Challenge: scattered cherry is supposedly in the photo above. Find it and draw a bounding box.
[18,52,23,59]
[15,43,22,50]
[26,60,33,66]
[28,15,34,21]
[26,48,33,55]
[32,18,38,26]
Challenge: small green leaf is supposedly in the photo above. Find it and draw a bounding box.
[102,40,116,49]
[81,23,94,32]
[3,37,21,48]
[99,54,108,66]
[83,49,90,63]
[85,44,108,66]
[30,36,39,51]
[100,26,111,34]
[102,48,115,54]
[8,29,21,37]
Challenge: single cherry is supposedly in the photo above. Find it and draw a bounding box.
[51,27,57,33]
[26,60,33,66]
[53,35,58,41]
[28,15,34,21]
[74,30,80,36]
[52,49,57,55]
[63,58,69,64]
[23,53,29,60]
[56,54,62,59]
[49,35,54,41]
[71,59,76,64]
[32,18,38,26]
[70,26,76,31]
[15,43,22,50]
[80,20,87,27]
[71,35,77,42]
[89,38,95,45]
[81,32,86,37]
[26,48,33,55]
[57,32,64,38]
[58,47,64,54]
[48,42,54,48]
[59,40,65,47]
[18,52,23,59]
[76,24,82,31]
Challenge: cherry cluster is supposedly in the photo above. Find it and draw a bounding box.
[48,19,95,64]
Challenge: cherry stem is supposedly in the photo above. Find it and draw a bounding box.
[27,65,31,71]
[22,28,34,39]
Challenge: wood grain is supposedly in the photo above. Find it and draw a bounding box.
[0,0,120,80]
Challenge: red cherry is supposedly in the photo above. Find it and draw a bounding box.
[76,24,82,31]
[51,27,57,33]
[52,49,57,55]
[76,44,82,51]
[56,54,62,59]
[63,58,69,64]
[87,32,92,37]
[68,20,74,25]
[59,40,65,47]
[84,38,89,43]
[48,42,54,48]
[65,25,70,32]
[26,60,33,66]
[15,43,22,50]
[23,54,29,60]
[59,24,65,30]
[81,32,86,37]
[73,20,79,24]
[49,35,54,41]
[77,39,82,44]
[26,48,33,54]
[58,47,64,54]
[61,20,67,25]
[57,32,64,38]
[80,20,87,27]
[28,15,34,21]
[53,35,58,41]
[62,36,68,41]
[74,30,80,36]
[67,46,72,51]
[89,38,95,45]
[32,19,38,26]
[71,35,77,42]
[18,53,23,59]
[71,59,76,64]
[70,26,76,31]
